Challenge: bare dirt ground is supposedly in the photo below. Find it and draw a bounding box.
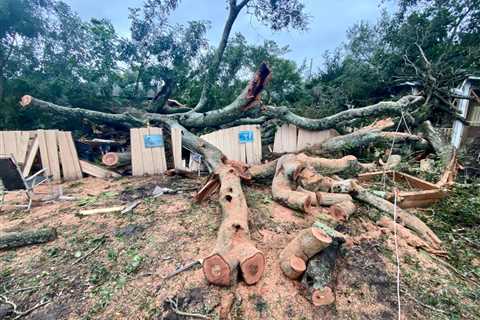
[1,176,479,319]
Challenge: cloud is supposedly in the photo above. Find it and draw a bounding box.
[63,0,392,68]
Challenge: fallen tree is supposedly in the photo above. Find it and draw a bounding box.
[19,63,444,289]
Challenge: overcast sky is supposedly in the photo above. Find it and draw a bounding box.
[63,0,394,70]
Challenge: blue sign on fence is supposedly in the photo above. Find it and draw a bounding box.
[144,135,164,148]
[239,130,254,144]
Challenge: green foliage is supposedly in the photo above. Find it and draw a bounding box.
[1,0,480,131]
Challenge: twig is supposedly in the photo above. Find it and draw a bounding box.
[0,295,50,319]
[72,238,105,265]
[13,299,50,320]
[162,259,203,279]
[168,297,210,319]
[401,289,448,316]
[429,254,480,287]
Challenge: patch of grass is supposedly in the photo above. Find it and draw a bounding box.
[89,261,110,285]
[124,249,144,274]
[249,293,268,315]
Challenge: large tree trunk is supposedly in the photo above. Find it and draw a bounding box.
[194,0,250,112]
[202,165,264,286]
[0,228,57,250]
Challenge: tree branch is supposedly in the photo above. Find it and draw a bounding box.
[264,95,424,131]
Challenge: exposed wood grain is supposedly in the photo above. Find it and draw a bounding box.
[22,135,39,177]
[79,160,121,178]
[45,130,61,180]
[171,127,183,169]
[130,128,144,176]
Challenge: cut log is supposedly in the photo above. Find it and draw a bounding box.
[272,155,314,213]
[352,182,442,249]
[279,227,332,279]
[301,238,343,306]
[316,192,353,206]
[101,152,131,167]
[296,167,335,192]
[0,228,57,250]
[248,160,278,182]
[329,200,356,222]
[202,165,264,286]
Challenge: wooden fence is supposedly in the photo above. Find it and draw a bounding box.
[273,124,339,153]
[130,127,167,176]
[0,130,82,181]
[200,125,262,165]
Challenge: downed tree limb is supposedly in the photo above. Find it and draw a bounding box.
[377,217,447,256]
[329,200,356,222]
[264,95,424,131]
[295,154,364,176]
[20,63,271,172]
[352,182,442,249]
[316,192,353,206]
[306,128,430,157]
[272,155,314,213]
[279,226,332,279]
[248,160,278,182]
[202,165,265,286]
[0,228,57,250]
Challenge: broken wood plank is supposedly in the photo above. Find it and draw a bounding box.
[65,131,82,179]
[357,171,440,190]
[79,160,120,178]
[79,206,124,216]
[171,127,183,169]
[58,131,77,180]
[22,135,39,177]
[130,128,144,176]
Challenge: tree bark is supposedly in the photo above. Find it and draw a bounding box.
[328,200,356,222]
[279,226,332,279]
[202,165,264,286]
[272,154,314,213]
[264,95,424,131]
[352,182,442,249]
[0,228,57,250]
[420,120,455,172]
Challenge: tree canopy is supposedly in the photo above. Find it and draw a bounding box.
[0,0,479,130]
